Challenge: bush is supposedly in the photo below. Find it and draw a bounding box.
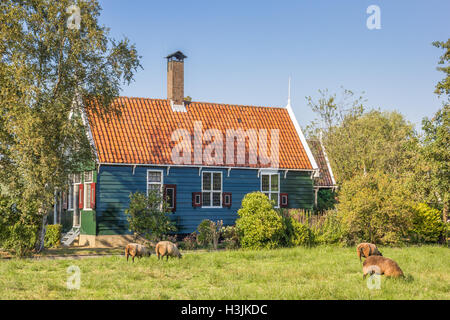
[182,232,198,250]
[410,203,445,243]
[313,210,344,245]
[44,224,62,248]
[236,192,285,249]
[316,189,337,212]
[0,195,39,257]
[280,210,314,247]
[197,219,223,250]
[125,191,176,242]
[337,172,415,245]
[221,225,240,249]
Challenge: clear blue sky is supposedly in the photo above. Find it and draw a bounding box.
[98,0,449,129]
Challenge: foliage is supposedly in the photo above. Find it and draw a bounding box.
[432,39,450,97]
[181,233,198,251]
[337,171,415,245]
[313,210,344,245]
[44,224,62,248]
[197,219,223,250]
[125,191,176,242]
[316,189,337,212]
[410,203,445,243]
[221,225,240,249]
[236,192,285,249]
[0,0,141,251]
[0,194,39,257]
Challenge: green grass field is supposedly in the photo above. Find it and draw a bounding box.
[0,245,448,300]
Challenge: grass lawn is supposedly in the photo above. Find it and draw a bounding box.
[0,245,448,300]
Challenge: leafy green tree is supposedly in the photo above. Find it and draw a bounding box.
[337,171,415,245]
[125,191,176,242]
[432,39,450,97]
[0,0,141,252]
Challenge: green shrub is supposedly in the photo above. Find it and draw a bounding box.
[236,192,285,249]
[313,210,343,245]
[221,225,240,249]
[280,210,314,247]
[125,191,176,241]
[0,195,39,257]
[44,224,62,248]
[410,203,445,243]
[337,172,415,245]
[197,219,223,249]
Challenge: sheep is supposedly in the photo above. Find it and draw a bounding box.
[357,242,382,262]
[124,243,152,262]
[155,241,182,261]
[363,255,404,279]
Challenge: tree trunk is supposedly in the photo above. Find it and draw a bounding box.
[442,200,448,245]
[35,214,48,253]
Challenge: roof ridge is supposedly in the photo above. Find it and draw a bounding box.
[115,96,286,110]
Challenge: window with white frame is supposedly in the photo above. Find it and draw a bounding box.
[84,171,94,210]
[202,171,222,208]
[147,170,163,195]
[261,172,280,207]
[69,173,81,211]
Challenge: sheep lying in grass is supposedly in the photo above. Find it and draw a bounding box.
[124,243,152,263]
[357,242,382,262]
[363,256,404,278]
[155,241,182,260]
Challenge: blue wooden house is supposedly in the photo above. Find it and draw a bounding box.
[62,52,319,247]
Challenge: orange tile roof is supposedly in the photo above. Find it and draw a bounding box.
[307,139,336,187]
[86,98,313,170]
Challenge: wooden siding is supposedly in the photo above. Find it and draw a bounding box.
[96,165,314,235]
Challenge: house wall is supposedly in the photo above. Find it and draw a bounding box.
[96,165,314,235]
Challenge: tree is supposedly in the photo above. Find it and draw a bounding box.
[432,39,450,97]
[0,0,141,253]
[337,171,415,245]
[125,191,176,242]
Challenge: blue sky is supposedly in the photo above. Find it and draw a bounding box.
[98,0,449,129]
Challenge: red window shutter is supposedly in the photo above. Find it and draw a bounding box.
[280,193,289,208]
[90,183,96,209]
[78,184,84,209]
[192,192,202,207]
[223,192,232,207]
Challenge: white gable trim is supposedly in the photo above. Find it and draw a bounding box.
[285,99,319,174]
[319,133,336,186]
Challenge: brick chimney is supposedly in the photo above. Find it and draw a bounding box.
[166,51,187,106]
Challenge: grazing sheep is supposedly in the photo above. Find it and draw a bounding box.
[363,256,404,278]
[357,242,382,262]
[125,243,152,262]
[155,241,182,261]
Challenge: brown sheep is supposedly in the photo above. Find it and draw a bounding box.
[363,256,404,279]
[155,241,182,261]
[124,243,152,262]
[357,242,382,262]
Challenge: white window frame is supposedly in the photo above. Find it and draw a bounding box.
[83,171,94,211]
[69,173,82,211]
[201,171,223,208]
[147,169,164,196]
[260,171,280,208]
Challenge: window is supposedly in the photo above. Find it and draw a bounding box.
[223,192,232,207]
[69,173,81,211]
[147,170,163,196]
[83,171,95,210]
[261,172,280,207]
[202,171,222,208]
[164,185,177,212]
